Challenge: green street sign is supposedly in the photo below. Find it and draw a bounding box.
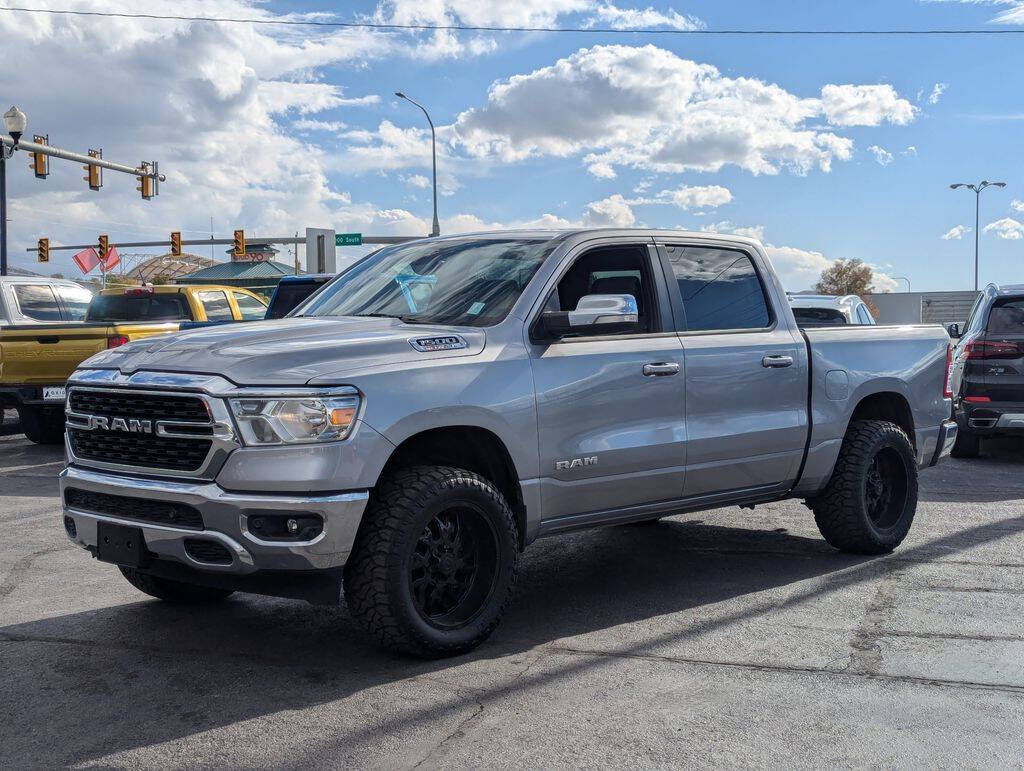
[335,232,362,246]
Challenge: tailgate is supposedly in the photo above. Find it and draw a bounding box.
[0,324,112,385]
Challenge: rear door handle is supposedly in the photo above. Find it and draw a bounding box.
[762,355,794,368]
[643,362,680,377]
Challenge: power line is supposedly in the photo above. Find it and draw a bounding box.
[1,6,1023,35]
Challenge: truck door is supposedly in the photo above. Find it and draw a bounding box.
[656,241,808,498]
[529,240,686,522]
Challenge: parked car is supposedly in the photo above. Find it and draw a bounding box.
[946,282,1024,457]
[0,284,266,444]
[60,230,955,658]
[788,293,876,327]
[264,274,334,319]
[0,276,93,325]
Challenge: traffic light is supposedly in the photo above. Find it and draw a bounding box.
[38,238,49,263]
[30,135,48,179]
[233,229,245,258]
[136,162,153,200]
[170,231,182,257]
[83,148,102,190]
[98,234,109,257]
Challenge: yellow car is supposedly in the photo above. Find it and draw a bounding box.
[0,284,266,444]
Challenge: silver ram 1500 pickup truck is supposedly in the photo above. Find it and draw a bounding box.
[60,230,957,658]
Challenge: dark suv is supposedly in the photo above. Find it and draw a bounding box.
[948,283,1024,457]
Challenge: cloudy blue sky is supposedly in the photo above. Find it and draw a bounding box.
[2,0,1023,291]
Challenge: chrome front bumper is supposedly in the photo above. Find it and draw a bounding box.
[60,466,369,575]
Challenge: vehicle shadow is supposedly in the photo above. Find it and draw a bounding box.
[3,512,1021,767]
[918,436,1024,503]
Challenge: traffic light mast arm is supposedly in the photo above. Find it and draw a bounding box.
[0,135,164,181]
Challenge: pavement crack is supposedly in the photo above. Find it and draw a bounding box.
[411,698,486,770]
[0,546,64,601]
[549,644,1024,696]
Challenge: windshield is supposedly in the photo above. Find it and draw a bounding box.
[297,237,557,326]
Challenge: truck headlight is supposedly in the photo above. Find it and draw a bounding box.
[228,389,360,445]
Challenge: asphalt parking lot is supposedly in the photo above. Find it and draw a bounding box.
[3,418,1024,768]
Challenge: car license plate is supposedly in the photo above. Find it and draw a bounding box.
[42,386,67,402]
[96,521,149,568]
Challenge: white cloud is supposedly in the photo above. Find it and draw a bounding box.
[820,84,917,126]
[402,174,431,189]
[455,44,915,180]
[292,119,348,132]
[867,145,895,165]
[583,194,638,227]
[927,1,1024,25]
[764,244,898,293]
[902,145,917,156]
[928,82,949,104]
[700,221,766,241]
[984,217,1024,240]
[942,225,971,240]
[1011,199,1024,212]
[630,184,733,210]
[588,4,705,30]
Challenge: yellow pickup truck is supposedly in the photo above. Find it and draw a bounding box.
[0,284,267,444]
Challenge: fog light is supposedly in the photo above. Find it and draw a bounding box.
[246,513,323,541]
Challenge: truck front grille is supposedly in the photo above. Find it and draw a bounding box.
[64,488,204,529]
[68,429,212,471]
[69,390,210,422]
[68,387,218,473]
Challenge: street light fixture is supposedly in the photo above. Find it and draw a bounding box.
[1,105,29,276]
[395,91,440,237]
[950,179,1007,291]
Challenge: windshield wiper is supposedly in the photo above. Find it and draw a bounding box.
[351,313,432,324]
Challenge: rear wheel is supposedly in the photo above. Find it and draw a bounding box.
[951,430,981,459]
[118,566,234,603]
[344,466,519,658]
[810,420,919,554]
[19,405,65,445]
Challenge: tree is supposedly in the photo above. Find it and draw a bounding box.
[814,258,879,315]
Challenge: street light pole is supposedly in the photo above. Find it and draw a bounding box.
[395,92,440,237]
[950,180,1006,291]
[1,106,28,277]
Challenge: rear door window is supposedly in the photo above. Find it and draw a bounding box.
[55,284,93,320]
[232,291,268,320]
[663,245,772,331]
[198,291,233,321]
[13,284,62,321]
[987,299,1024,336]
[87,293,193,321]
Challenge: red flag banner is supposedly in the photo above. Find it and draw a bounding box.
[72,247,100,274]
[101,246,120,272]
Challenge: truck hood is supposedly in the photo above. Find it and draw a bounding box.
[78,316,486,385]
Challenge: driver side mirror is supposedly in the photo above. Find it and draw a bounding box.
[946,322,960,339]
[540,294,639,338]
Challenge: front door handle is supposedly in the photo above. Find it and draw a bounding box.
[762,355,794,368]
[643,362,680,377]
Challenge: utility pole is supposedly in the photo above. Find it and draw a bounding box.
[1,104,165,276]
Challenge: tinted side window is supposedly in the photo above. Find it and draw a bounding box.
[198,291,232,321]
[13,284,62,321]
[56,284,93,320]
[87,294,192,321]
[232,291,268,320]
[987,299,1024,336]
[664,246,771,331]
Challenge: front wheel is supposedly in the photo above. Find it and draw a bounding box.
[344,466,519,658]
[810,420,919,554]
